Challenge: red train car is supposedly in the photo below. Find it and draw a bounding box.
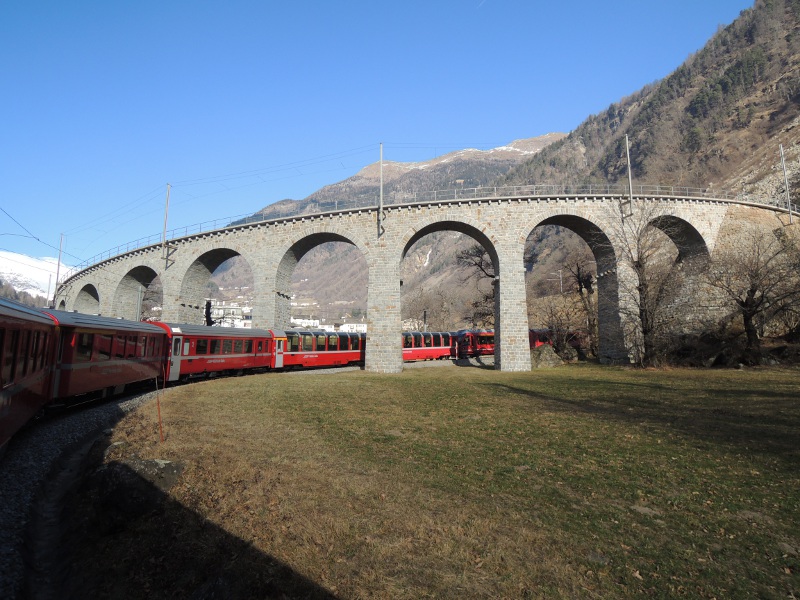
[402,331,456,361]
[41,309,167,399]
[0,298,57,452]
[529,329,553,348]
[283,329,365,368]
[457,329,495,358]
[150,323,287,382]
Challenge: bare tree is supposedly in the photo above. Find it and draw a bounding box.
[565,260,599,357]
[599,201,690,366]
[705,225,800,363]
[402,286,459,331]
[456,243,496,327]
[539,294,585,354]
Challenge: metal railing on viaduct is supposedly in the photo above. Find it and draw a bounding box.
[60,182,796,284]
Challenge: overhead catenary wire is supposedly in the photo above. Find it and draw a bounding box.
[9,140,513,266]
[0,207,83,262]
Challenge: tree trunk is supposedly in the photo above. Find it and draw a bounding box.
[742,310,761,365]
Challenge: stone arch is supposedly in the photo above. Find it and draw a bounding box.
[57,299,66,310]
[529,213,627,363]
[74,284,100,314]
[536,213,617,274]
[176,248,253,324]
[272,227,369,328]
[648,215,710,264]
[112,265,160,321]
[400,218,500,272]
[399,217,513,365]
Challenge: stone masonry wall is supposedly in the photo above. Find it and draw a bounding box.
[56,195,791,372]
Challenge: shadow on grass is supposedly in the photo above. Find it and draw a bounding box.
[453,356,495,369]
[30,432,339,600]
[484,377,800,468]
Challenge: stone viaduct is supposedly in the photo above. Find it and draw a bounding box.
[54,185,796,373]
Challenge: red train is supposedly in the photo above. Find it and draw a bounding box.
[1,299,168,454]
[0,293,574,454]
[402,331,457,361]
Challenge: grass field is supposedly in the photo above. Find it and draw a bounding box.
[70,363,800,599]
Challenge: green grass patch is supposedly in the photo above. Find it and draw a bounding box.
[87,364,800,598]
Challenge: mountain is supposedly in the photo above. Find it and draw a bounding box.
[500,0,800,198]
[245,135,565,221]
[0,251,62,307]
[0,252,61,296]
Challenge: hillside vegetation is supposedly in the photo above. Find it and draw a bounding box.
[502,0,800,195]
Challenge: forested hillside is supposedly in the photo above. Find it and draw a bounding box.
[502,0,800,196]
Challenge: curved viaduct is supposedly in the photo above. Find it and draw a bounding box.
[55,188,794,373]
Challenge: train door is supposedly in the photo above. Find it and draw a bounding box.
[274,339,284,368]
[168,336,183,382]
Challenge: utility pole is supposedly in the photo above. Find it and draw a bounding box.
[550,270,563,294]
[161,183,176,269]
[780,144,793,224]
[378,143,385,237]
[52,234,64,308]
[621,135,634,219]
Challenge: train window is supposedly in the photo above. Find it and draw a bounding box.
[350,333,361,350]
[338,333,349,351]
[234,340,243,353]
[115,335,126,359]
[19,331,30,376]
[183,341,191,355]
[287,333,299,352]
[315,334,326,351]
[301,334,313,352]
[223,340,233,354]
[206,339,217,354]
[403,334,412,348]
[257,340,263,353]
[244,340,253,353]
[3,330,18,383]
[412,333,422,348]
[97,335,112,361]
[36,333,44,370]
[173,338,181,356]
[0,329,6,385]
[35,332,46,371]
[127,336,137,358]
[327,335,338,351]
[196,339,208,355]
[442,333,450,347]
[30,332,39,372]
[432,333,441,347]
[422,333,432,348]
[138,336,146,357]
[76,333,93,362]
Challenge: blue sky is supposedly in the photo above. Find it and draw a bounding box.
[1,0,753,265]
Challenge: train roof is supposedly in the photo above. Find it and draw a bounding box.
[0,297,55,325]
[40,309,167,333]
[285,328,363,336]
[156,322,277,338]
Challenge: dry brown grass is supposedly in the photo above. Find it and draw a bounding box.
[65,364,800,599]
